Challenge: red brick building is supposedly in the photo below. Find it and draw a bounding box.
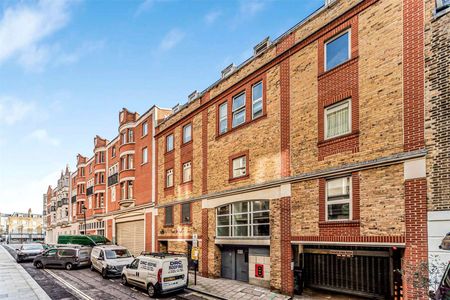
[43,0,437,298]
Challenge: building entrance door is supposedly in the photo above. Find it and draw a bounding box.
[221,248,235,279]
[235,248,249,282]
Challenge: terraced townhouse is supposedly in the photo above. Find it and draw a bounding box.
[42,0,450,298]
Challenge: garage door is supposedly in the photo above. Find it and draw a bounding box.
[116,220,145,256]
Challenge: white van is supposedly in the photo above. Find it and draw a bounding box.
[91,245,134,278]
[121,252,188,297]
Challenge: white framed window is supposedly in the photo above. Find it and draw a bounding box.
[252,81,263,119]
[128,129,134,143]
[166,134,174,152]
[166,169,174,188]
[182,161,192,183]
[128,155,134,169]
[111,146,116,158]
[216,200,269,237]
[232,92,246,128]
[121,132,127,144]
[325,99,351,139]
[120,183,125,200]
[324,29,351,71]
[142,121,148,136]
[232,156,247,178]
[128,181,133,199]
[142,147,148,164]
[120,157,126,170]
[219,102,228,134]
[326,177,351,221]
[183,123,192,144]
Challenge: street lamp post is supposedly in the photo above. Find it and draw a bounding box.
[81,204,87,235]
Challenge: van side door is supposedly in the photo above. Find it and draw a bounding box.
[43,249,58,267]
[127,258,140,285]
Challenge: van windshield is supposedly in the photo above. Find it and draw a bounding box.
[105,249,131,259]
[22,244,43,250]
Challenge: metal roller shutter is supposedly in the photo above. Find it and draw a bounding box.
[116,220,145,256]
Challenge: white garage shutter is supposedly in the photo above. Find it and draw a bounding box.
[116,220,145,256]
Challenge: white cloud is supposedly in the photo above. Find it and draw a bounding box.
[28,129,60,147]
[0,96,36,125]
[54,40,105,66]
[134,0,170,17]
[0,0,75,71]
[204,10,222,25]
[159,28,185,51]
[240,0,266,16]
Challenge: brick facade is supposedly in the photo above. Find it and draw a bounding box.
[43,0,434,298]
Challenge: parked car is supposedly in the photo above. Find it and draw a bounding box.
[15,243,45,262]
[57,235,111,247]
[430,262,450,299]
[121,252,188,298]
[91,245,134,278]
[33,246,91,270]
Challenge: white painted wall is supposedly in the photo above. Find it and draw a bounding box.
[428,211,450,286]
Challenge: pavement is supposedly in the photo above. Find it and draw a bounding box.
[187,274,289,300]
[0,244,51,300]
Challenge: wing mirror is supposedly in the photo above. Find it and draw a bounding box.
[98,256,104,261]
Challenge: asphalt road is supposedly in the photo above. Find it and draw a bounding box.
[3,245,211,300]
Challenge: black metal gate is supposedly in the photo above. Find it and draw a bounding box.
[303,247,392,299]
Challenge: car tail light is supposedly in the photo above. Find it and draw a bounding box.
[157,268,162,283]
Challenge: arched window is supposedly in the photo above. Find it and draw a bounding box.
[216,200,269,237]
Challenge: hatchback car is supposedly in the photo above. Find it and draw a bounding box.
[16,244,45,262]
[33,246,91,270]
[91,245,134,278]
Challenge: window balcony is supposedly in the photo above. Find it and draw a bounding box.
[86,186,94,196]
[108,173,118,186]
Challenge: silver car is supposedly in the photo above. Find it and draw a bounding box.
[16,244,45,262]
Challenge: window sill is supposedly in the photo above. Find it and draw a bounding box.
[164,186,174,191]
[163,224,174,228]
[181,140,193,148]
[318,131,359,147]
[228,174,250,183]
[318,56,359,79]
[216,114,267,140]
[141,162,149,166]
[141,134,148,139]
[165,150,175,155]
[181,222,192,226]
[319,220,360,228]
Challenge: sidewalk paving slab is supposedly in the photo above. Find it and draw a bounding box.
[188,274,290,300]
[0,245,51,300]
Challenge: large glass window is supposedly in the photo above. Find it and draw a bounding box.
[216,200,269,237]
[252,82,263,119]
[325,30,350,71]
[326,177,351,221]
[219,102,228,134]
[325,99,351,139]
[232,92,246,128]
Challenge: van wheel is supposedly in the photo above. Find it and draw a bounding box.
[35,261,43,269]
[65,263,73,270]
[121,275,128,286]
[147,283,157,298]
[101,268,108,279]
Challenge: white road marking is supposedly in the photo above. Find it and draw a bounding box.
[44,269,95,300]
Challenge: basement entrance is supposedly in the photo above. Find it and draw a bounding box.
[301,245,403,299]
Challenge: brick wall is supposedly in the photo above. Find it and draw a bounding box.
[425,9,450,211]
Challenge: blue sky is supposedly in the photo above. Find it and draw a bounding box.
[0,0,323,214]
